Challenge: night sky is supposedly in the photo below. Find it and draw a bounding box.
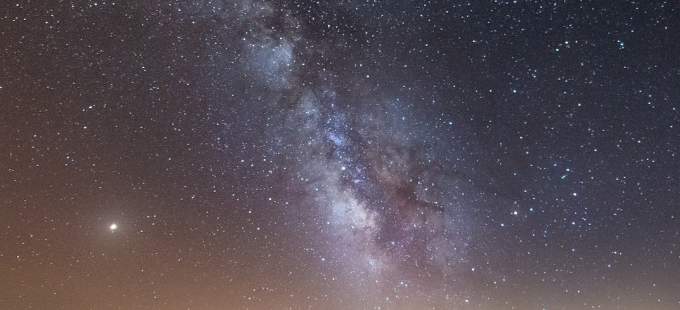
[1,1,680,309]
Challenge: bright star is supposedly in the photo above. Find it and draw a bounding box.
[110,224,117,231]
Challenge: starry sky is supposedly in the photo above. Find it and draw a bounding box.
[1,1,679,309]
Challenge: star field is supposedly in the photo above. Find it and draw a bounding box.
[1,1,679,309]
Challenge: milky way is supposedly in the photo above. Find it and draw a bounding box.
[238,0,477,285]
[2,0,679,309]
